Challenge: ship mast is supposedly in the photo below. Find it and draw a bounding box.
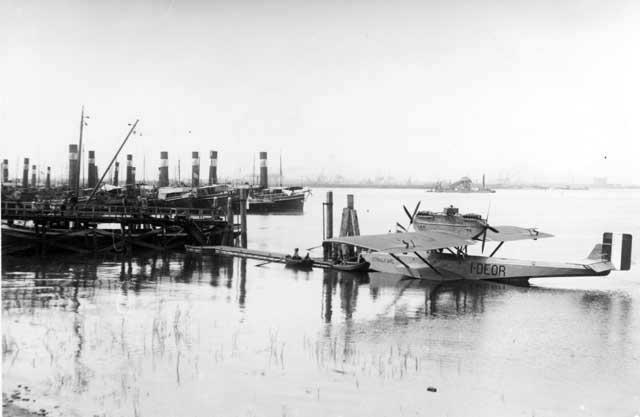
[76,105,84,195]
[76,105,89,195]
[279,151,283,187]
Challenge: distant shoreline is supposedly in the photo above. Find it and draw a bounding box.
[294,183,640,190]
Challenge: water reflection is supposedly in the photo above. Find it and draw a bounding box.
[2,253,639,417]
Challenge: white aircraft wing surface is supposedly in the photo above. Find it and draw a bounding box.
[486,226,553,242]
[326,231,475,253]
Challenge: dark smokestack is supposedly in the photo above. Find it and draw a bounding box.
[159,151,169,187]
[208,151,218,185]
[31,165,36,188]
[2,159,8,183]
[88,150,97,188]
[259,152,268,188]
[192,151,200,187]
[126,154,133,186]
[87,150,96,188]
[131,166,136,186]
[68,144,79,190]
[22,158,29,188]
[113,161,119,186]
[46,167,51,188]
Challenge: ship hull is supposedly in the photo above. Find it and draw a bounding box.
[246,194,305,214]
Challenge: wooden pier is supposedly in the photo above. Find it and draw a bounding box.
[187,245,370,272]
[1,201,241,256]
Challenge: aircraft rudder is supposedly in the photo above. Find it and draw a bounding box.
[621,233,632,271]
[602,232,613,262]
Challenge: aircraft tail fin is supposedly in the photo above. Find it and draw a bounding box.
[621,233,632,271]
[602,232,613,262]
[589,233,632,271]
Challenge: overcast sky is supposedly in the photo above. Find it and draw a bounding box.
[1,0,639,184]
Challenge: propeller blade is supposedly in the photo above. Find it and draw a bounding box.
[481,228,487,253]
[396,222,407,232]
[403,205,413,222]
[487,225,499,234]
[410,201,421,225]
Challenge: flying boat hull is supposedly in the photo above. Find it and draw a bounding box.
[362,252,615,281]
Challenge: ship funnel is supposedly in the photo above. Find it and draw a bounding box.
[2,159,8,183]
[68,145,79,189]
[159,151,169,187]
[259,151,268,188]
[22,158,29,188]
[126,154,134,186]
[209,151,218,185]
[113,161,120,186]
[88,150,97,188]
[192,151,200,187]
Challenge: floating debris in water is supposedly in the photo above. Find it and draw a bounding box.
[427,386,437,393]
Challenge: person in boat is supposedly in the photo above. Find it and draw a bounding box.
[304,252,311,261]
[292,248,301,260]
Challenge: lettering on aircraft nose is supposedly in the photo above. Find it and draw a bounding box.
[470,263,506,277]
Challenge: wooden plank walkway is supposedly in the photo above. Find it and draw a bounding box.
[186,245,358,270]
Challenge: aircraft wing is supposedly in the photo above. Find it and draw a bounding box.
[485,226,553,242]
[325,231,475,253]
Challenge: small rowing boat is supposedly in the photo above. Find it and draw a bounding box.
[284,255,314,269]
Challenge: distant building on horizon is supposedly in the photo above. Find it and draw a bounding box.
[593,177,608,187]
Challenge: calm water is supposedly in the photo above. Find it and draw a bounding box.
[2,188,640,417]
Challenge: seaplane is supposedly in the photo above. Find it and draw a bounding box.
[325,203,633,282]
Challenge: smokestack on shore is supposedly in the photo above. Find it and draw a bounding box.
[159,151,169,187]
[131,166,136,186]
[31,165,36,188]
[259,152,268,189]
[46,167,51,189]
[2,159,8,183]
[113,162,119,186]
[88,150,97,188]
[22,158,29,188]
[126,154,133,186]
[208,151,218,185]
[69,145,79,190]
[192,151,200,187]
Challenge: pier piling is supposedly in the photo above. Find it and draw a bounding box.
[339,194,360,260]
[239,188,248,248]
[226,195,234,245]
[323,191,334,260]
